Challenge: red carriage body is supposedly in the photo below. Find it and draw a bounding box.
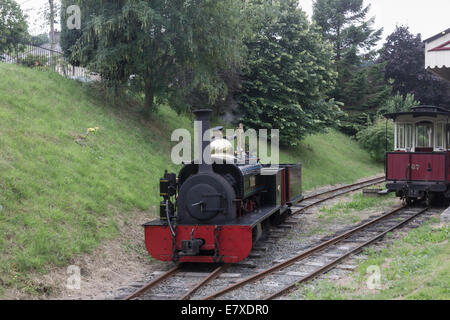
[385,106,450,202]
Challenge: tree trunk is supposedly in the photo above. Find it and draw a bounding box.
[49,0,55,51]
[143,80,155,118]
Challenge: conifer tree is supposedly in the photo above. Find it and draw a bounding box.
[313,0,384,107]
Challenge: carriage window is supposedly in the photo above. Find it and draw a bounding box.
[406,124,413,149]
[416,122,434,148]
[436,124,444,149]
[397,124,405,149]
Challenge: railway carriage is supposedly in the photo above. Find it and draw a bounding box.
[144,109,303,264]
[385,105,450,204]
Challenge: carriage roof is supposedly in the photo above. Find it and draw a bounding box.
[384,105,450,121]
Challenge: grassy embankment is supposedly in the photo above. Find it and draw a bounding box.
[0,63,381,294]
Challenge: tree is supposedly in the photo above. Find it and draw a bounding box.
[378,92,420,115]
[60,0,84,65]
[337,61,392,136]
[342,62,391,110]
[312,0,383,106]
[47,0,58,51]
[65,0,245,117]
[0,0,28,55]
[237,0,340,146]
[378,26,450,107]
[31,33,50,46]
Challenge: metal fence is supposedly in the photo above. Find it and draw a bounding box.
[0,39,98,82]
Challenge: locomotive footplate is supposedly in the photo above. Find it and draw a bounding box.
[143,204,290,263]
[144,223,253,263]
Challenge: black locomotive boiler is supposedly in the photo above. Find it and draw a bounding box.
[144,109,303,263]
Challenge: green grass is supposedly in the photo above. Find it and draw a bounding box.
[0,64,190,293]
[0,63,382,295]
[320,193,396,215]
[279,130,382,191]
[293,217,450,300]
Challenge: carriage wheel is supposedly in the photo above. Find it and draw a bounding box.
[404,197,413,206]
[425,193,434,207]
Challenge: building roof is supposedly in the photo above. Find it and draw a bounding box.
[424,28,450,43]
[425,28,450,81]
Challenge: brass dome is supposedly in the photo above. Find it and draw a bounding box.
[210,138,235,162]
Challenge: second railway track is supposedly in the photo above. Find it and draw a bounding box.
[202,205,435,300]
[292,176,386,215]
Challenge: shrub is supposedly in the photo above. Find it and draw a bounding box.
[18,54,48,68]
[357,118,394,162]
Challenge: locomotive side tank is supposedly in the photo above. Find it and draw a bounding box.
[144,109,303,263]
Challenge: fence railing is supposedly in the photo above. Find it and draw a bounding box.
[0,39,99,82]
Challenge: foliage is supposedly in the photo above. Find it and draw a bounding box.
[313,0,384,108]
[30,33,49,47]
[60,0,83,65]
[0,0,28,54]
[344,62,392,110]
[356,118,394,162]
[62,0,245,117]
[378,26,450,107]
[18,54,49,68]
[378,92,420,115]
[338,112,371,136]
[338,62,393,136]
[237,0,340,146]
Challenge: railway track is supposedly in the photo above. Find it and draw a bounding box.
[292,176,386,215]
[121,175,398,301]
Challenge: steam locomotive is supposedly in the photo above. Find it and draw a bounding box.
[144,109,303,263]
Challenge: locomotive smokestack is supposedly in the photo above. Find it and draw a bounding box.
[193,109,213,173]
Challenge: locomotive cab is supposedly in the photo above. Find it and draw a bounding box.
[385,105,450,204]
